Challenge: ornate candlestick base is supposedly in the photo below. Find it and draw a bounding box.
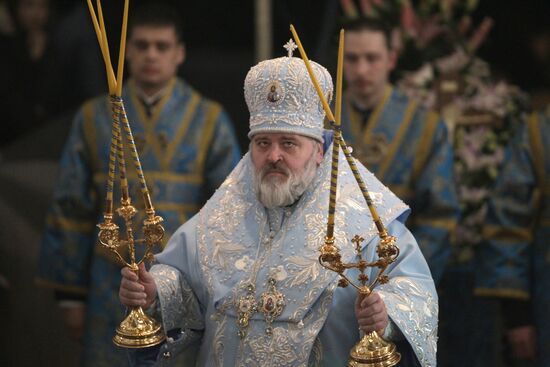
[113,307,166,348]
[348,331,401,367]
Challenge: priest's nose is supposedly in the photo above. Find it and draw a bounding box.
[266,145,283,163]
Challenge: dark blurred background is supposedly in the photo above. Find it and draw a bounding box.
[0,0,548,366]
[1,0,549,157]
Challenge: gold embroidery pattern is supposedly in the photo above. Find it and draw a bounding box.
[244,328,298,366]
[212,316,227,367]
[377,278,438,367]
[308,338,323,367]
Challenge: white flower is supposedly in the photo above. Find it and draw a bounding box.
[435,48,470,74]
[409,64,435,87]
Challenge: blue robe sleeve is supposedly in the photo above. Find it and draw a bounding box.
[475,123,535,300]
[376,220,438,367]
[203,109,241,197]
[129,216,206,366]
[410,119,460,284]
[36,105,97,296]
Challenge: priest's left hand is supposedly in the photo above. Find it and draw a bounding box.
[355,292,388,334]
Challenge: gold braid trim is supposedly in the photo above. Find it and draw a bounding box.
[482,224,533,243]
[155,202,200,212]
[413,216,457,231]
[196,102,222,176]
[34,278,89,295]
[360,86,392,142]
[474,287,530,300]
[411,111,440,186]
[46,215,95,233]
[163,91,201,169]
[93,171,204,185]
[377,99,418,179]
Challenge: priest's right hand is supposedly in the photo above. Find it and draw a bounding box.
[119,262,157,309]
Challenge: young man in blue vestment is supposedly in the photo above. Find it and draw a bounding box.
[119,45,438,366]
[339,19,459,284]
[339,19,472,367]
[36,3,241,366]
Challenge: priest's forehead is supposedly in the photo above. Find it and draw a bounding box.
[251,133,317,143]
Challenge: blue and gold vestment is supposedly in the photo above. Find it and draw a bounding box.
[36,78,241,366]
[338,86,459,283]
[476,105,550,366]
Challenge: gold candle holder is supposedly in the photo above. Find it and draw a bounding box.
[97,206,166,348]
[87,0,166,348]
[290,25,401,366]
[320,231,401,367]
[97,204,166,348]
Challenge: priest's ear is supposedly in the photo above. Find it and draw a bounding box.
[315,140,324,165]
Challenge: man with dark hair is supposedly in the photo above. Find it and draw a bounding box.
[128,1,184,43]
[338,17,459,284]
[36,2,241,366]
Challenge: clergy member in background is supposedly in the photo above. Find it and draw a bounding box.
[338,18,459,284]
[478,105,550,366]
[36,3,241,366]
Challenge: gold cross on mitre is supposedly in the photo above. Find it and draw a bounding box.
[284,39,298,57]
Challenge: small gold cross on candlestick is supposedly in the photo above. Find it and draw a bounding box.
[351,235,364,256]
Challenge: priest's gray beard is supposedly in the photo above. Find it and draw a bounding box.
[253,156,318,209]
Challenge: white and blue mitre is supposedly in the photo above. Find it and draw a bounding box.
[245,50,333,142]
[146,48,438,367]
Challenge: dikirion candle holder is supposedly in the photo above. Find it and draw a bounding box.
[290,25,402,367]
[86,0,165,348]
